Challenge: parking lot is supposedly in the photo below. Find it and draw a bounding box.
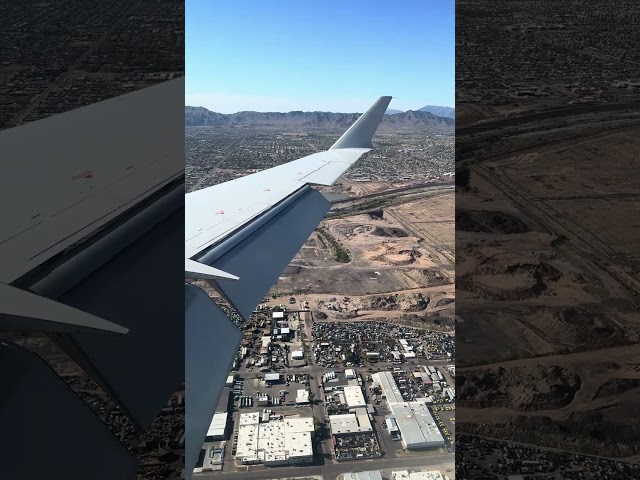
[233,371,311,410]
[431,404,455,449]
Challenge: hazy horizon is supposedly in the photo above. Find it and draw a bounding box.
[184,101,455,115]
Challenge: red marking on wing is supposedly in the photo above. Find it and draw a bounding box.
[72,170,94,180]
[215,210,225,215]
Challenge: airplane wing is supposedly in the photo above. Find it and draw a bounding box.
[1,79,185,479]
[1,78,184,334]
[184,96,391,478]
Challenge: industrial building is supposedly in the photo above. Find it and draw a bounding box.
[329,408,372,435]
[235,414,314,466]
[391,402,444,450]
[373,371,404,403]
[373,372,445,450]
[392,470,445,480]
[291,350,304,360]
[264,373,280,383]
[343,385,366,409]
[205,412,228,441]
[385,416,400,437]
[296,389,310,404]
[338,471,383,480]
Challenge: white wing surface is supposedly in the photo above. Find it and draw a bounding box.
[185,96,390,264]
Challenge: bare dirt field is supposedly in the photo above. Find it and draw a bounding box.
[269,193,455,322]
[387,192,455,265]
[309,286,454,321]
[457,123,640,460]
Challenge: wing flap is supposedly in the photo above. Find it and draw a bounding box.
[185,259,238,280]
[201,187,331,320]
[59,206,185,431]
[184,284,243,480]
[0,342,138,479]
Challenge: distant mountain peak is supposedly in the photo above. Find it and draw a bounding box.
[418,105,455,118]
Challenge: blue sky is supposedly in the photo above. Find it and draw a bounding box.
[186,0,454,113]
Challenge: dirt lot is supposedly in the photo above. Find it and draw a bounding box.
[265,286,455,326]
[271,195,454,308]
[387,191,455,265]
[457,123,640,460]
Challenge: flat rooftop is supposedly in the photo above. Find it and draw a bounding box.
[344,385,366,408]
[389,401,444,449]
[329,408,372,435]
[342,471,383,480]
[373,371,404,404]
[236,415,313,463]
[206,412,227,438]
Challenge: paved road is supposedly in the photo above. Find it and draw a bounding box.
[198,453,454,480]
[456,101,640,135]
[329,182,454,205]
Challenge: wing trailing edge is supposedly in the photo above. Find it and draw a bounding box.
[198,186,331,320]
[184,284,243,480]
[185,258,238,280]
[0,342,138,479]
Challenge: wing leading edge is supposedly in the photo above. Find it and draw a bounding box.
[184,96,391,479]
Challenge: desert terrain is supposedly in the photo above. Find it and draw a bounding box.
[270,189,455,325]
[457,117,640,463]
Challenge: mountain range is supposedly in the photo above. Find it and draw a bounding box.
[417,105,455,118]
[185,106,454,132]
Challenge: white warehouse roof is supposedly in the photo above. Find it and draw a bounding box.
[343,385,366,408]
[296,389,309,403]
[373,371,404,404]
[389,401,444,450]
[329,410,372,435]
[343,471,383,480]
[206,412,227,439]
[236,415,313,465]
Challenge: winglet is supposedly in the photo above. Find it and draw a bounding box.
[185,258,239,281]
[0,283,128,335]
[330,96,392,150]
